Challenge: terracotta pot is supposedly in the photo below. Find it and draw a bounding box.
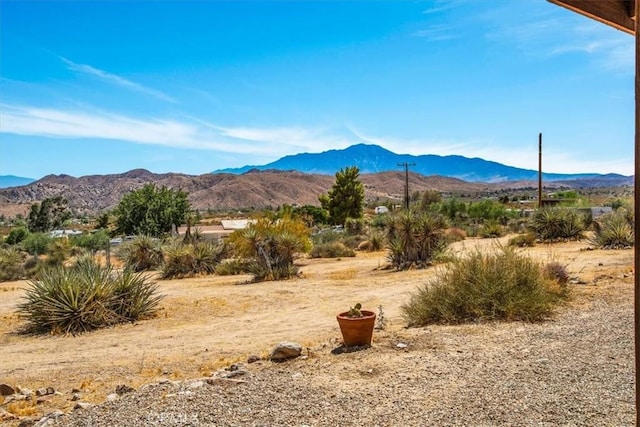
[336,310,376,347]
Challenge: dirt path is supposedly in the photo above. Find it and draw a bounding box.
[0,237,633,422]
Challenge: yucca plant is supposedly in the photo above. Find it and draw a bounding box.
[229,216,311,282]
[479,221,504,238]
[17,261,162,335]
[119,235,164,272]
[590,209,634,249]
[161,241,228,279]
[386,210,449,270]
[528,208,586,241]
[0,247,27,282]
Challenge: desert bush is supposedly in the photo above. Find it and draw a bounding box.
[17,261,162,335]
[6,226,29,245]
[310,241,356,258]
[590,210,634,249]
[45,238,72,267]
[402,246,569,326]
[386,210,449,270]
[345,217,365,235]
[229,216,311,281]
[508,233,536,248]
[21,232,52,256]
[444,227,467,243]
[479,221,504,238]
[0,247,26,281]
[119,235,164,272]
[341,234,367,249]
[215,258,252,275]
[311,228,343,245]
[368,231,385,251]
[161,241,228,279]
[528,208,586,241]
[543,262,570,286]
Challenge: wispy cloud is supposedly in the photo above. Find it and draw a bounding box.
[482,4,633,73]
[0,104,353,159]
[422,0,468,15]
[60,57,177,103]
[412,24,457,41]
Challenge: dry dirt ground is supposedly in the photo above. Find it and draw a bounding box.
[0,236,634,425]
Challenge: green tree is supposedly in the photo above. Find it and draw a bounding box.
[27,196,71,232]
[114,184,190,237]
[319,166,364,226]
[6,226,29,245]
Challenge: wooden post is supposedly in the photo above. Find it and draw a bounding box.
[634,1,640,422]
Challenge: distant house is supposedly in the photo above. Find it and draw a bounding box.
[220,219,254,230]
[50,229,82,238]
[374,206,389,214]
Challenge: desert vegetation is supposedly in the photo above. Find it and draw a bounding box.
[402,246,570,326]
[17,259,162,335]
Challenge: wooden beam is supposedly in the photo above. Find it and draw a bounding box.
[548,0,636,34]
[634,0,640,422]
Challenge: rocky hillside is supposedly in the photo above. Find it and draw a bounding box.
[0,169,493,216]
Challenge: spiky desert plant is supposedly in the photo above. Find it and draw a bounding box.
[17,261,162,335]
[479,221,504,238]
[119,235,164,272]
[386,210,449,270]
[161,241,228,279]
[402,246,569,326]
[0,247,26,282]
[528,208,586,241]
[590,209,634,249]
[229,216,311,282]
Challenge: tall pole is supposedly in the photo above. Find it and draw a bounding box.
[538,133,543,209]
[398,162,416,210]
[634,0,640,421]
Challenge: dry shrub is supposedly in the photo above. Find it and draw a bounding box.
[310,242,355,258]
[402,246,569,326]
[445,227,467,242]
[508,232,536,248]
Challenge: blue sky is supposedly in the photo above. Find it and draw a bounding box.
[0,0,634,180]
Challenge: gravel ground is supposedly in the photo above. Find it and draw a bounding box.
[48,279,635,427]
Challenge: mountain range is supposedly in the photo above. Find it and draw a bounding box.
[0,144,632,217]
[216,143,630,183]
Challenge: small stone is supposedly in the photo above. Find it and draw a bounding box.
[396,342,408,349]
[0,407,18,420]
[74,402,94,410]
[105,393,119,402]
[35,388,48,397]
[269,341,303,362]
[71,388,81,393]
[188,380,204,389]
[0,383,16,396]
[115,384,135,395]
[71,393,82,401]
[247,355,261,363]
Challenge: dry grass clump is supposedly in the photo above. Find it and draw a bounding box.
[310,242,356,258]
[402,246,569,326]
[590,209,634,249]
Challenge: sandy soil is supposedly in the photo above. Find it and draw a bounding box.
[0,236,634,422]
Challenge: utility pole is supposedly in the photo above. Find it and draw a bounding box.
[538,133,543,209]
[397,162,416,210]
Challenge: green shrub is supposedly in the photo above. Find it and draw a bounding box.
[508,232,536,248]
[528,208,586,241]
[119,235,164,272]
[46,238,71,267]
[589,210,634,249]
[311,228,343,245]
[6,226,29,245]
[309,241,356,258]
[0,247,26,281]
[386,210,449,270]
[17,261,162,335]
[21,232,52,256]
[345,217,365,235]
[402,246,569,326]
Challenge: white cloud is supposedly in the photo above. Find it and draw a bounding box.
[412,25,457,41]
[60,57,177,103]
[0,104,353,159]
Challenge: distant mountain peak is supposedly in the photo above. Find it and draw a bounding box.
[213,143,628,183]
